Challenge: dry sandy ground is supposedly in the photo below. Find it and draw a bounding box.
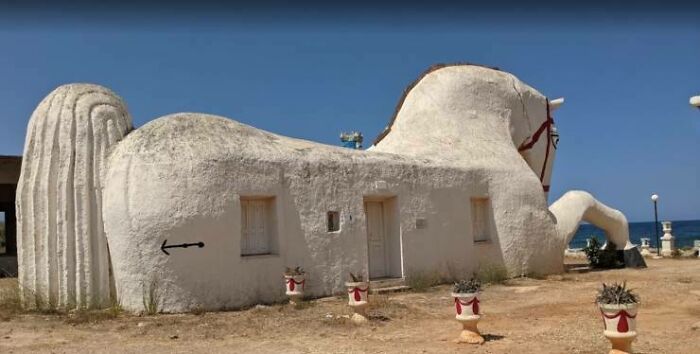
[1,258,699,353]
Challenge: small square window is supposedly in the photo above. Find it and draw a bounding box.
[327,211,340,232]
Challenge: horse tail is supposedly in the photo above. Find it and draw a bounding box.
[16,84,132,309]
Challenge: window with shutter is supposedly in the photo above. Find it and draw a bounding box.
[241,197,275,256]
[471,197,491,242]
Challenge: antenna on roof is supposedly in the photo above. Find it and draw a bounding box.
[340,131,363,149]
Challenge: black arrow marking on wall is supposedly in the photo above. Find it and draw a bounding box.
[160,239,205,255]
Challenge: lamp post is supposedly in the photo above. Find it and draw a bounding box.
[691,95,700,109]
[651,194,660,256]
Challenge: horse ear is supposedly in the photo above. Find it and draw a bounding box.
[549,97,564,112]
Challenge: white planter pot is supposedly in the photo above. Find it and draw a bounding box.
[452,292,481,320]
[345,281,370,323]
[345,281,369,307]
[285,275,305,295]
[284,275,305,304]
[599,302,639,353]
[452,292,484,344]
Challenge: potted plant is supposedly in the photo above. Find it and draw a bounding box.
[596,282,639,354]
[345,272,369,323]
[284,266,306,305]
[452,278,484,344]
[583,236,624,269]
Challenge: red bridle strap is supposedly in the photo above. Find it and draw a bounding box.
[517,100,555,188]
[518,117,554,152]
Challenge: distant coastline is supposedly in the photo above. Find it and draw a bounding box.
[569,219,700,249]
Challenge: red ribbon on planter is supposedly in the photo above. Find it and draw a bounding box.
[454,297,480,315]
[601,309,636,333]
[286,278,305,291]
[348,287,369,302]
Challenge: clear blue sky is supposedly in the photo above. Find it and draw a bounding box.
[0,4,698,222]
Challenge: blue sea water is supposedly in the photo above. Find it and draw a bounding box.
[569,219,700,249]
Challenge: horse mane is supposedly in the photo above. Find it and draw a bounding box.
[372,62,501,146]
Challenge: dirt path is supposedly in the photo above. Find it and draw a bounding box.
[1,258,699,353]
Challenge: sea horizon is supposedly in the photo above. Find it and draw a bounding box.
[570,219,700,249]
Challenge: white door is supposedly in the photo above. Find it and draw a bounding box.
[365,201,387,279]
[241,199,270,255]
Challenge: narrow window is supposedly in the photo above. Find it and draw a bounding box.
[241,197,275,256]
[471,198,491,242]
[327,211,340,232]
[0,211,5,255]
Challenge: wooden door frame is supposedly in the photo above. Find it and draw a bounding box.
[364,200,390,279]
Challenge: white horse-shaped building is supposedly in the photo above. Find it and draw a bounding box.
[16,63,640,312]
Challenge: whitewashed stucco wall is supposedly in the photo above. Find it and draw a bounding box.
[19,64,632,313]
[102,116,502,311]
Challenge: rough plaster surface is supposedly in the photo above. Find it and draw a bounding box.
[16,84,133,309]
[102,65,569,313]
[18,65,632,312]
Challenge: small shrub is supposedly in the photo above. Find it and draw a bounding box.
[367,294,410,320]
[583,237,623,269]
[191,306,206,316]
[671,249,682,258]
[64,308,119,325]
[348,272,364,282]
[476,264,508,284]
[0,279,21,320]
[142,277,161,316]
[107,297,123,317]
[284,266,305,276]
[453,278,481,293]
[405,271,441,292]
[596,282,639,305]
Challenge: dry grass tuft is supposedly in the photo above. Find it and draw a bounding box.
[190,306,207,316]
[64,308,120,325]
[677,277,693,284]
[142,277,162,316]
[0,278,22,321]
[476,264,509,284]
[405,271,442,292]
[367,294,412,320]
